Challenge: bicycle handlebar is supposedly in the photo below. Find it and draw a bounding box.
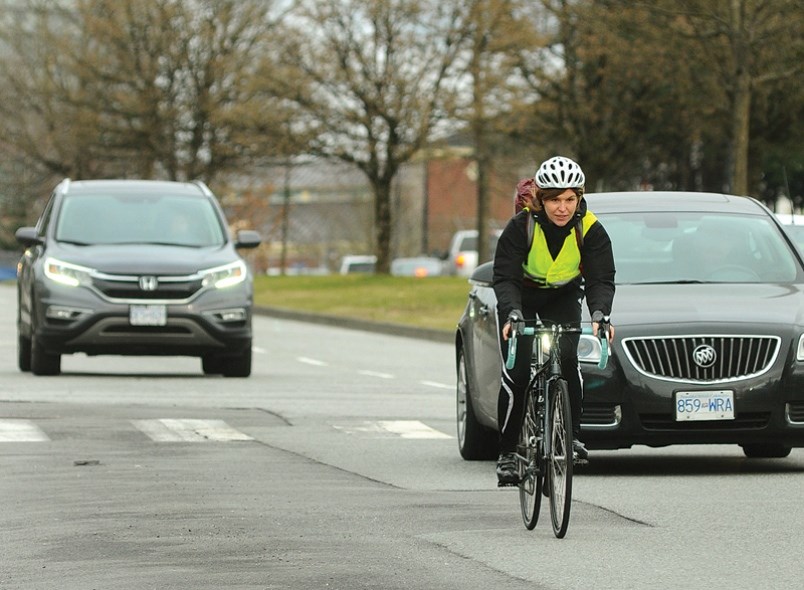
[504,321,609,371]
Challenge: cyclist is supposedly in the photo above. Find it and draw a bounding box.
[493,156,615,485]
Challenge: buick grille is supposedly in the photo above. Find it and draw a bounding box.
[623,335,780,383]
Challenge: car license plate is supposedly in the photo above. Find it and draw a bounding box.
[129,305,167,326]
[675,390,734,421]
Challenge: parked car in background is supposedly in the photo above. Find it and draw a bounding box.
[390,256,444,277]
[457,191,804,460]
[445,229,502,277]
[775,213,804,252]
[15,179,261,377]
[339,254,377,275]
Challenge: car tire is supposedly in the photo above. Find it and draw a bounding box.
[202,355,224,375]
[18,333,32,372]
[31,335,61,376]
[457,345,497,460]
[221,347,252,378]
[741,443,792,458]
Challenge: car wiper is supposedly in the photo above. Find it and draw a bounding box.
[57,239,92,246]
[111,241,203,248]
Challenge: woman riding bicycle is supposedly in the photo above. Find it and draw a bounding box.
[493,156,616,485]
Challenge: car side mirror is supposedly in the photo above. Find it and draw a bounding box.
[235,229,261,249]
[15,227,41,248]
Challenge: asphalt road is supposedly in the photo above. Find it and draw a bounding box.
[2,282,804,589]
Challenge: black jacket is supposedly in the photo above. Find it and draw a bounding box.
[492,198,615,320]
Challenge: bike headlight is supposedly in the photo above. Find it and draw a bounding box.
[43,257,94,287]
[578,333,605,365]
[201,260,247,289]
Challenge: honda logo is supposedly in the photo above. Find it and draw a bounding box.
[692,344,717,368]
[138,276,159,291]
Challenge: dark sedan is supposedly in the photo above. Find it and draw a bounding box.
[456,191,804,460]
[16,179,261,377]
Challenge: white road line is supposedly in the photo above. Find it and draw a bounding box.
[297,357,328,366]
[420,380,453,390]
[358,370,394,379]
[333,420,453,439]
[0,420,50,442]
[132,419,254,442]
[252,346,267,354]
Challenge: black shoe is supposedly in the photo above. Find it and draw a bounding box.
[572,439,589,462]
[496,452,519,486]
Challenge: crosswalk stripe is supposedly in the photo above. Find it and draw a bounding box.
[132,419,254,442]
[333,420,453,439]
[0,420,50,442]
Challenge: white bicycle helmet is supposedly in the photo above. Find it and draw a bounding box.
[535,156,585,189]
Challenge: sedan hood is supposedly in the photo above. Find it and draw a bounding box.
[609,283,804,328]
[53,243,237,275]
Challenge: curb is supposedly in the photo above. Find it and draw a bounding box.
[253,306,455,343]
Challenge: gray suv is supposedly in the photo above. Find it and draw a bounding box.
[15,179,261,377]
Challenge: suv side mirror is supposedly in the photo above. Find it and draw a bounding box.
[15,227,41,248]
[235,229,262,249]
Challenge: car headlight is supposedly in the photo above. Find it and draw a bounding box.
[578,333,606,365]
[201,260,247,289]
[797,334,804,361]
[43,257,94,287]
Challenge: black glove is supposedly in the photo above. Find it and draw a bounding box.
[507,309,524,324]
[591,310,611,334]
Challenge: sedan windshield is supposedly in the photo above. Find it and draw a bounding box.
[598,212,800,284]
[55,193,226,247]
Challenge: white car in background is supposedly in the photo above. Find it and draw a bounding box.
[445,229,502,277]
[776,213,804,252]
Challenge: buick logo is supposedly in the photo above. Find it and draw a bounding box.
[138,276,159,291]
[692,344,717,368]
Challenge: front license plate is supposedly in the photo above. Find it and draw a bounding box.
[129,305,167,326]
[675,390,735,421]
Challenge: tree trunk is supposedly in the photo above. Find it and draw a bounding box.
[372,177,393,274]
[730,69,751,195]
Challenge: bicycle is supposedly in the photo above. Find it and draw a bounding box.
[504,319,609,538]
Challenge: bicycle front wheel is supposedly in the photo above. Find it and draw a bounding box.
[547,378,573,538]
[518,401,542,530]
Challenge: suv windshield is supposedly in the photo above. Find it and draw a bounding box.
[600,212,800,284]
[56,193,226,247]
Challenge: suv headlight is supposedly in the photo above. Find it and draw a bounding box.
[201,260,247,289]
[797,334,804,361]
[43,257,94,287]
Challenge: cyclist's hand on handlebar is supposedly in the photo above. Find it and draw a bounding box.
[502,309,524,341]
[591,311,614,344]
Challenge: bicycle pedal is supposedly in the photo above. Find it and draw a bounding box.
[573,456,589,466]
[497,481,519,488]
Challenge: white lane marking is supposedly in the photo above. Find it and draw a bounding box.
[420,380,453,390]
[132,419,254,442]
[358,370,394,379]
[297,357,328,366]
[333,420,452,439]
[0,420,50,442]
[252,346,267,354]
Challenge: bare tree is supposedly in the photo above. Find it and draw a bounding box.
[0,0,292,186]
[271,0,469,273]
[459,0,537,264]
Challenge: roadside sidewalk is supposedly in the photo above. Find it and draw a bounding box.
[254,305,454,343]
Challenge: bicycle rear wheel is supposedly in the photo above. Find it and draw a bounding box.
[518,400,543,530]
[547,378,573,538]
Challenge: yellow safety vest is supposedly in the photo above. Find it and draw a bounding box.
[523,212,597,287]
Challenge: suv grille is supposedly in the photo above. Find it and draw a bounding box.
[92,274,204,301]
[623,336,780,383]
